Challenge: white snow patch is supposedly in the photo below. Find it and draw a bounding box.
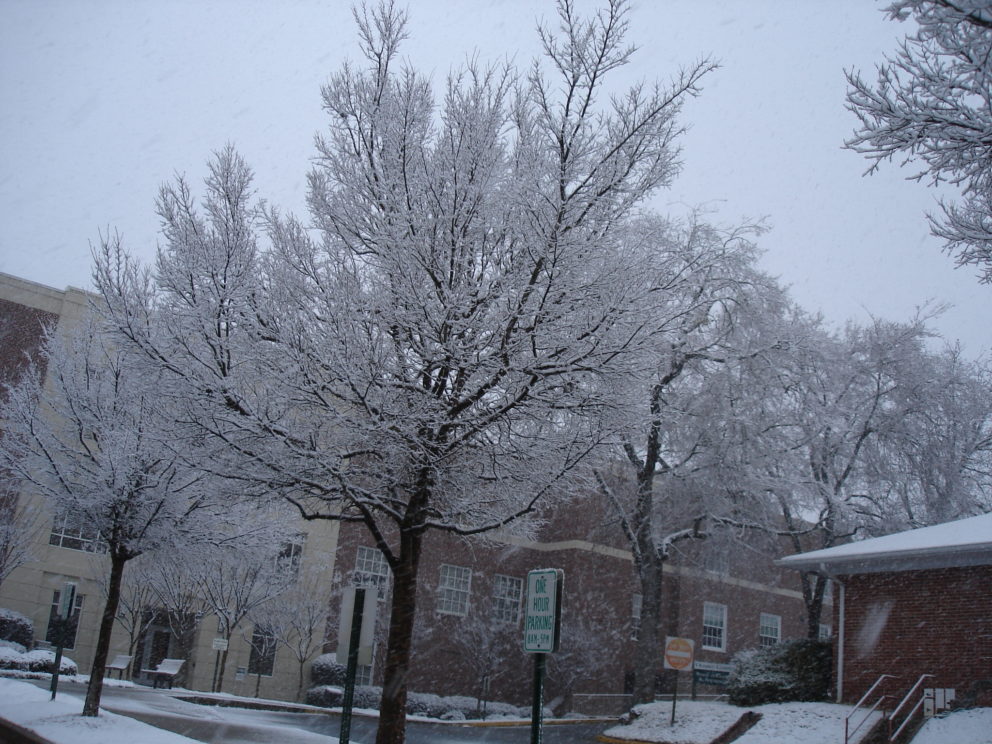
[0,678,198,744]
[604,700,883,744]
[913,708,992,744]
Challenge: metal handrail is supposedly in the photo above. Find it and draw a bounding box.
[890,674,934,722]
[888,674,934,742]
[845,674,897,744]
[890,694,927,742]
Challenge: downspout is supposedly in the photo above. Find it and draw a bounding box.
[836,576,845,703]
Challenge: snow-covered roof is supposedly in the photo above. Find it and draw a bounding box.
[776,513,992,575]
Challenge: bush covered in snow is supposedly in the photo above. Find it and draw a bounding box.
[305,683,527,720]
[310,653,347,686]
[727,639,831,706]
[0,609,33,648]
[0,646,77,675]
[305,684,343,708]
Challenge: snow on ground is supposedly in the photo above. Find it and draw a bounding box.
[603,700,883,744]
[0,678,198,744]
[914,708,992,744]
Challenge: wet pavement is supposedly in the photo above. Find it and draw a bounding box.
[23,678,617,743]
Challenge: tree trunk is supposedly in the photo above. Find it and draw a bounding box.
[83,552,128,716]
[631,552,664,706]
[375,527,423,744]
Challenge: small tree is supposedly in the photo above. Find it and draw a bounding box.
[0,316,217,716]
[250,564,332,701]
[191,518,298,694]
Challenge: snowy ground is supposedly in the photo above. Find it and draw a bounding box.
[914,708,992,744]
[603,700,883,744]
[0,678,200,744]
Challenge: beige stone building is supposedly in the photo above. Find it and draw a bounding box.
[0,272,341,702]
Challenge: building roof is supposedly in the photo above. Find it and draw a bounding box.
[776,512,992,575]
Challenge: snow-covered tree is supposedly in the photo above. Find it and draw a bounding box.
[94,2,714,741]
[845,0,992,282]
[0,315,219,716]
[189,516,300,694]
[248,563,332,701]
[858,344,992,530]
[758,314,939,636]
[592,213,782,705]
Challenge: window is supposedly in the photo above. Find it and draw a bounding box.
[491,574,523,623]
[49,513,106,553]
[247,625,277,677]
[45,588,84,649]
[355,664,373,686]
[631,594,643,640]
[819,623,833,640]
[759,613,781,647]
[702,602,727,651]
[354,546,391,601]
[277,537,305,575]
[437,564,472,616]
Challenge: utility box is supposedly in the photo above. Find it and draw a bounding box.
[923,688,955,717]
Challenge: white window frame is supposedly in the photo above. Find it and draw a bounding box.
[491,574,522,624]
[702,601,727,652]
[355,663,373,686]
[354,546,391,601]
[818,623,833,640]
[437,564,472,616]
[49,513,106,553]
[276,536,305,575]
[759,612,781,647]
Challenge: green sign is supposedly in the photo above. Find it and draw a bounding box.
[524,569,563,653]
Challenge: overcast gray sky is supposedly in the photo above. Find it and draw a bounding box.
[1,0,988,356]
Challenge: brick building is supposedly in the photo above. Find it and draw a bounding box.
[778,513,992,709]
[329,497,814,713]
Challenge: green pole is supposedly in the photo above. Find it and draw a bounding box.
[670,672,678,725]
[339,587,366,744]
[531,652,546,744]
[49,632,65,700]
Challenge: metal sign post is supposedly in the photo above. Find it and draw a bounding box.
[49,582,76,700]
[524,569,563,744]
[337,586,376,744]
[662,636,695,725]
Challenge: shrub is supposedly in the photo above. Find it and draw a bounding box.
[0,647,77,674]
[0,608,33,648]
[311,653,347,686]
[305,685,343,708]
[727,638,832,706]
[352,685,382,710]
[24,649,78,674]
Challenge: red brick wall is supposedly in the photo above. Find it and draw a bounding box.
[327,517,810,707]
[0,297,57,389]
[837,566,992,707]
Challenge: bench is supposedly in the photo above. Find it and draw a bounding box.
[104,654,132,679]
[142,658,184,688]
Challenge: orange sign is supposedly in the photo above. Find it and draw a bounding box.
[663,636,695,671]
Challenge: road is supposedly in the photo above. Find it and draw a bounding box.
[33,680,616,744]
